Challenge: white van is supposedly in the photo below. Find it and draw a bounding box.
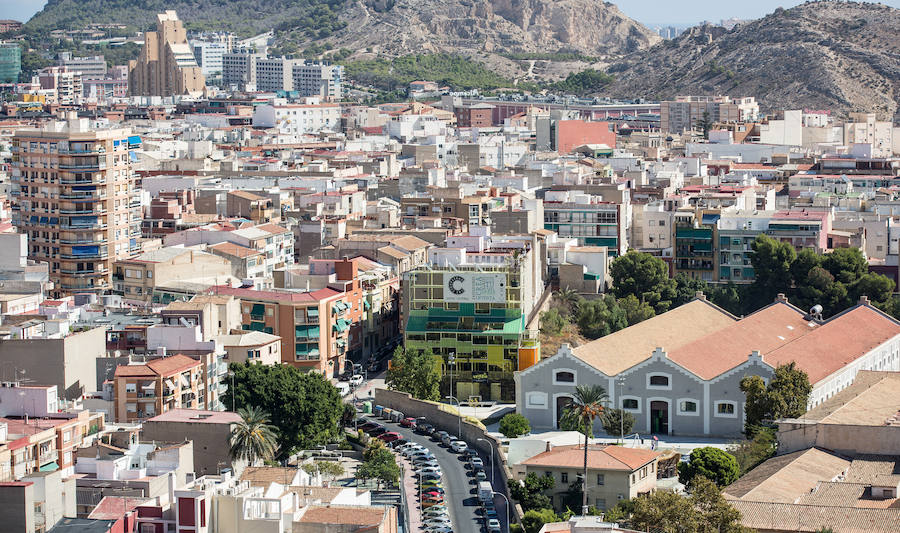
[336,382,351,397]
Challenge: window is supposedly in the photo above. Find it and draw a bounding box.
[595,498,607,510]
[597,474,605,486]
[125,383,136,393]
[678,399,699,416]
[561,472,568,483]
[647,373,672,390]
[622,398,639,410]
[527,392,548,409]
[715,401,737,418]
[554,370,575,384]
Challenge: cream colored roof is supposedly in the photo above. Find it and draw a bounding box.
[793,370,900,426]
[724,447,851,503]
[572,299,736,375]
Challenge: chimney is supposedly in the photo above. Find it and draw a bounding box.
[545,441,552,452]
[694,291,706,301]
[859,295,870,306]
[774,293,789,304]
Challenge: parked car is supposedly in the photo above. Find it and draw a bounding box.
[416,423,433,435]
[378,431,402,443]
[463,448,478,460]
[425,525,453,533]
[474,470,488,482]
[433,430,448,442]
[367,426,387,437]
[400,417,417,428]
[487,518,502,533]
[388,438,407,448]
[424,517,452,528]
[367,359,381,373]
[440,434,457,447]
[450,441,468,453]
[422,498,444,509]
[470,457,484,469]
[419,466,442,475]
[358,422,379,432]
[348,374,364,387]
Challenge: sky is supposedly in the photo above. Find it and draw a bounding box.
[3,0,900,26]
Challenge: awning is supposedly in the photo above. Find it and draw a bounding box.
[336,339,347,348]
[332,319,350,333]
[39,461,59,472]
[127,135,142,145]
[363,300,371,310]
[251,303,265,315]
[164,379,176,390]
[295,325,320,339]
[180,373,190,387]
[307,308,319,317]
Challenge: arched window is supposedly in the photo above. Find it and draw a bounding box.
[555,371,575,383]
[649,375,668,386]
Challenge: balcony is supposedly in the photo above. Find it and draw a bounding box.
[60,222,108,230]
[60,176,106,185]
[60,207,107,215]
[59,192,108,201]
[58,162,106,170]
[61,250,108,260]
[60,236,108,245]
[59,267,109,277]
[58,148,105,155]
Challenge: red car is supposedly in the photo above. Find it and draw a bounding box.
[400,417,417,428]
[377,431,402,443]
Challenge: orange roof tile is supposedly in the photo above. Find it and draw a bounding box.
[145,354,200,376]
[521,444,660,471]
[208,241,262,258]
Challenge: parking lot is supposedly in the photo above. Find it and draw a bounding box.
[357,411,510,533]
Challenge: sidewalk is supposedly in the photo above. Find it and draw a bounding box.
[397,453,423,533]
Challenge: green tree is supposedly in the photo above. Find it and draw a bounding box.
[690,475,752,533]
[821,247,868,284]
[601,408,635,437]
[302,460,346,484]
[499,413,531,438]
[358,441,400,488]
[672,273,710,307]
[729,429,776,475]
[678,447,740,487]
[575,295,627,339]
[560,384,609,513]
[631,490,699,532]
[521,508,561,533]
[226,362,344,458]
[617,294,655,325]
[230,406,278,466]
[610,251,676,313]
[508,472,555,512]
[741,362,812,436]
[749,234,796,308]
[695,111,712,139]
[385,346,441,401]
[540,308,568,335]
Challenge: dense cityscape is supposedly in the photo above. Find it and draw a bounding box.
[0,2,898,532]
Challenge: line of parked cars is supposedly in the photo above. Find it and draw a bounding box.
[357,406,502,533]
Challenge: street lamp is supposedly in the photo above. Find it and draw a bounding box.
[477,437,494,483]
[617,377,626,445]
[227,370,235,412]
[493,490,511,533]
[445,395,461,437]
[447,352,455,399]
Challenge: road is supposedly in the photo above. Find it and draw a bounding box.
[361,414,491,533]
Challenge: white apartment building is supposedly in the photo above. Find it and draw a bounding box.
[291,62,343,100]
[252,102,341,135]
[191,40,227,77]
[222,49,260,89]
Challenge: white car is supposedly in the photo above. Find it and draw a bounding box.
[349,374,364,387]
[419,466,442,475]
[423,517,452,527]
[424,526,453,533]
[400,444,424,456]
[450,441,468,453]
[424,507,449,517]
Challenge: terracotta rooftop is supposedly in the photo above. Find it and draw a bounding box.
[764,305,900,384]
[520,444,660,471]
[724,447,850,503]
[87,496,150,520]
[208,241,262,258]
[208,285,341,303]
[572,299,737,375]
[297,504,387,526]
[729,500,900,532]
[240,466,299,486]
[146,354,201,376]
[666,301,813,380]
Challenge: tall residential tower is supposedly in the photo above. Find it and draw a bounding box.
[128,11,205,96]
[11,117,142,296]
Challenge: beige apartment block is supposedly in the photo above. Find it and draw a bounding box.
[11,119,142,296]
[129,11,205,96]
[113,248,233,302]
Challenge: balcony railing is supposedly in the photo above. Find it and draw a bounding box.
[60,176,106,185]
[60,237,108,245]
[59,267,109,276]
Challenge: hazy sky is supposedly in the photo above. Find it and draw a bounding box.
[4,0,900,26]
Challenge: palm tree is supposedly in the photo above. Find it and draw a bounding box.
[230,406,279,466]
[554,287,580,318]
[560,384,609,515]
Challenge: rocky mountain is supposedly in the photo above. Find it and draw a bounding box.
[604,1,900,118]
[333,0,659,56]
[26,0,659,58]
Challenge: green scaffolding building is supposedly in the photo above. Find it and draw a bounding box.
[402,259,541,403]
[0,43,21,84]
